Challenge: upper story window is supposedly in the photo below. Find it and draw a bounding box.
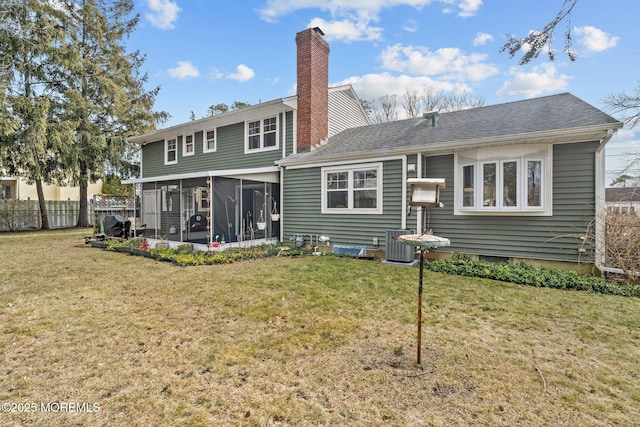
[245,116,278,153]
[321,163,383,214]
[455,145,552,215]
[183,133,194,156]
[165,137,177,165]
[204,129,216,153]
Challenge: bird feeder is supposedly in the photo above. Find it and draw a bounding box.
[406,178,445,208]
[399,178,449,364]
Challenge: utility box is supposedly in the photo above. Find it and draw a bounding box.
[385,229,415,263]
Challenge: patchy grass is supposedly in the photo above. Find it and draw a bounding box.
[1,229,639,426]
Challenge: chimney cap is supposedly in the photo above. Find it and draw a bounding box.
[312,27,325,36]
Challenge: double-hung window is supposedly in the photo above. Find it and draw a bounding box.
[204,129,216,153]
[183,133,194,156]
[322,163,383,214]
[456,145,551,215]
[165,137,177,165]
[246,116,278,152]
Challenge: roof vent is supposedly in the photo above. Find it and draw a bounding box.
[423,111,438,127]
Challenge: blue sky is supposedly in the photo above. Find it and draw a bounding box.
[128,0,639,184]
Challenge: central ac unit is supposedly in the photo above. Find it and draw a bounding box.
[385,229,415,263]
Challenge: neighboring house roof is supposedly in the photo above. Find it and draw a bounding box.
[278,92,622,167]
[606,187,640,203]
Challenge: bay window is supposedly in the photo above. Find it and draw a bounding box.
[455,145,551,215]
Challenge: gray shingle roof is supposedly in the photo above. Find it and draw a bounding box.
[606,187,640,202]
[278,93,622,166]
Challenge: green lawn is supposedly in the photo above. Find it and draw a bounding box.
[1,229,639,426]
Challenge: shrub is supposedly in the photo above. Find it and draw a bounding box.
[425,253,640,297]
[140,244,311,266]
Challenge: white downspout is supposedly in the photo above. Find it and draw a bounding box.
[280,167,284,243]
[401,155,408,229]
[595,129,614,272]
[292,109,298,155]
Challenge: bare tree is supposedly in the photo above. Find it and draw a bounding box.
[368,94,398,123]
[402,89,422,118]
[605,79,640,129]
[439,91,486,112]
[366,89,485,123]
[420,88,445,113]
[501,0,578,65]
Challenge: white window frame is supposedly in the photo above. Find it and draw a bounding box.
[321,163,383,215]
[479,159,521,211]
[454,145,552,216]
[165,137,177,165]
[244,115,279,153]
[525,158,545,209]
[183,133,194,156]
[203,128,217,153]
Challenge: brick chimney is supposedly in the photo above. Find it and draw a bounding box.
[296,27,329,152]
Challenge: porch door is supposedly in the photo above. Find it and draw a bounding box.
[142,189,158,229]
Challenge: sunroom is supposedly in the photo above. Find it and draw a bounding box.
[124,167,281,248]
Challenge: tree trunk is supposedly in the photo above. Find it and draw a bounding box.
[77,178,89,228]
[35,179,49,230]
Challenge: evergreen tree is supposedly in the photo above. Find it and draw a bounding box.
[0,0,73,229]
[54,0,166,227]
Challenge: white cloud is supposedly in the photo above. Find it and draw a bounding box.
[379,44,499,82]
[496,63,571,98]
[308,16,383,43]
[145,0,181,30]
[334,72,472,105]
[210,65,256,82]
[228,64,256,82]
[458,0,482,17]
[258,0,431,22]
[258,1,483,41]
[167,61,200,79]
[403,19,419,33]
[473,32,493,46]
[574,26,619,52]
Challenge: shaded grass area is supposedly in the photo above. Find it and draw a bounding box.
[1,229,639,426]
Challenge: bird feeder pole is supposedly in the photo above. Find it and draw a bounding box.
[398,178,449,365]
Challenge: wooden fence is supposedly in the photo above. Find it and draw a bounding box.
[0,200,85,231]
[0,197,137,231]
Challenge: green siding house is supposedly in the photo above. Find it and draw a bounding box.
[125,27,622,269]
[277,93,622,267]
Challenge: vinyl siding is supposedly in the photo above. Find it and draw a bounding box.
[424,141,598,262]
[142,113,290,178]
[328,89,369,137]
[282,158,406,249]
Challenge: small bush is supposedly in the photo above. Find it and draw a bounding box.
[425,253,640,297]
[142,244,311,266]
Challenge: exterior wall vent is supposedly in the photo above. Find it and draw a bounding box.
[385,229,415,263]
